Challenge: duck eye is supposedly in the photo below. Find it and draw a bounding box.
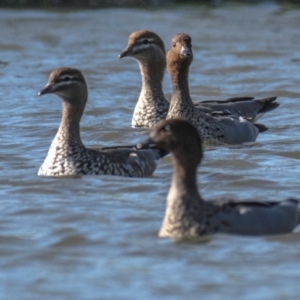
[62,76,71,81]
[143,39,149,45]
[164,125,171,131]
[172,42,176,47]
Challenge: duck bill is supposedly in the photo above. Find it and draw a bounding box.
[137,136,155,149]
[119,45,133,58]
[180,45,192,57]
[138,136,169,158]
[38,83,54,96]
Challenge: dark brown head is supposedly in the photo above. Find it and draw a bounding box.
[150,119,203,168]
[119,30,166,66]
[38,67,88,105]
[167,33,193,75]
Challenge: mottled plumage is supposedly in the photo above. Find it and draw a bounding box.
[119,30,279,129]
[38,67,166,177]
[149,119,300,240]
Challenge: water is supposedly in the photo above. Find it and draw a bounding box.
[1,3,300,299]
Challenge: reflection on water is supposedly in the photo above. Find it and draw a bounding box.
[1,3,300,299]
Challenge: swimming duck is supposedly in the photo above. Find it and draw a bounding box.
[166,33,269,144]
[149,119,300,239]
[119,30,278,129]
[38,67,166,177]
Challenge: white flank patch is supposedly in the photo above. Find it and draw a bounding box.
[130,153,138,157]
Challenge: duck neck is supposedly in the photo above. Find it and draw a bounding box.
[169,155,202,203]
[55,97,85,147]
[165,151,204,224]
[169,66,194,111]
[138,60,167,105]
[160,153,204,238]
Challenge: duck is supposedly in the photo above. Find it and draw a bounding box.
[119,30,279,129]
[148,118,300,240]
[38,67,167,177]
[166,33,270,144]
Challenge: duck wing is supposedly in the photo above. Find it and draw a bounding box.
[196,96,279,123]
[209,198,300,235]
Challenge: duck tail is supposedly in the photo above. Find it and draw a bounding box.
[254,123,268,133]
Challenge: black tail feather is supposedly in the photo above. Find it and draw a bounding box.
[257,97,280,113]
[254,123,268,133]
